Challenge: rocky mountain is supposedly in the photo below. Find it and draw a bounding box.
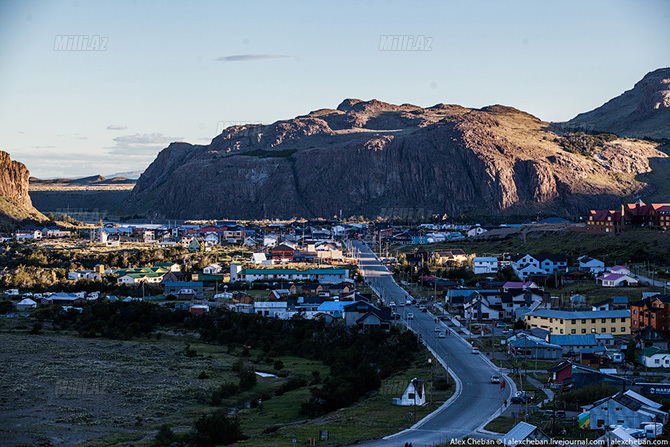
[125,93,668,220]
[566,67,670,139]
[0,151,45,221]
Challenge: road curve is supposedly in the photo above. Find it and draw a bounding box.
[350,241,513,446]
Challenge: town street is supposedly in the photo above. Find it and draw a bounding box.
[349,241,514,446]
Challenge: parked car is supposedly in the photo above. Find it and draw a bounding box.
[438,332,446,338]
[495,322,507,328]
[471,347,480,354]
[407,313,414,320]
[510,392,528,404]
[556,410,566,419]
[434,326,441,332]
[490,375,500,383]
[542,410,554,418]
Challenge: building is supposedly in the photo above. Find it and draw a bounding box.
[16,298,38,311]
[164,281,204,299]
[597,272,639,287]
[203,264,222,274]
[640,346,670,368]
[548,361,629,390]
[501,422,550,447]
[508,334,562,360]
[254,301,289,318]
[586,390,667,430]
[630,295,670,337]
[578,256,606,274]
[510,254,568,280]
[525,309,630,335]
[473,257,498,274]
[586,200,670,233]
[392,378,425,406]
[548,334,598,355]
[234,267,349,284]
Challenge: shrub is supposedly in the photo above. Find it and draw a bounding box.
[191,410,245,446]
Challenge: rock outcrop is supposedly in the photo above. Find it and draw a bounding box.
[566,67,670,139]
[0,151,44,221]
[125,96,668,220]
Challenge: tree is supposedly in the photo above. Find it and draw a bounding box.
[152,424,174,447]
[191,410,245,446]
[625,341,637,364]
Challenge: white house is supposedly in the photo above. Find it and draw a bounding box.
[467,227,487,238]
[254,301,289,318]
[597,273,639,287]
[640,346,670,368]
[578,256,605,274]
[510,254,568,280]
[251,252,269,264]
[610,265,632,276]
[464,294,503,320]
[263,235,278,247]
[587,390,667,430]
[16,298,37,311]
[15,230,42,241]
[203,264,222,274]
[473,257,498,274]
[392,378,425,406]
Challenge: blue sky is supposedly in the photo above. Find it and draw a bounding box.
[0,0,668,178]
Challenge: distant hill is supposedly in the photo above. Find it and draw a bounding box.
[0,151,46,222]
[124,92,669,220]
[565,67,670,139]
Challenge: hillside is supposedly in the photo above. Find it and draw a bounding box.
[124,96,668,219]
[28,175,136,216]
[566,67,670,139]
[0,151,45,222]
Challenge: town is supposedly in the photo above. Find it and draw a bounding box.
[2,200,670,446]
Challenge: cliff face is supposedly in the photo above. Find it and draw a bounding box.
[566,68,670,139]
[0,151,32,209]
[0,151,44,221]
[125,98,667,220]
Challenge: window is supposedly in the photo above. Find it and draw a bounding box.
[602,319,606,323]
[592,319,596,323]
[655,359,660,364]
[571,329,576,334]
[582,319,586,323]
[601,328,606,333]
[571,320,576,325]
[621,318,626,322]
[611,327,616,332]
[581,329,586,334]
[560,329,564,334]
[621,327,626,332]
[611,318,616,323]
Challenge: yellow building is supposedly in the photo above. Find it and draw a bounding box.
[525,309,630,335]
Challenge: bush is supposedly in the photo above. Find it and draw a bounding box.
[191,410,245,446]
[152,424,174,447]
[29,322,43,335]
[238,369,257,391]
[273,359,284,371]
[211,382,239,404]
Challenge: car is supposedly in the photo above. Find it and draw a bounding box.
[510,392,528,404]
[434,326,441,332]
[438,332,446,338]
[389,301,397,307]
[542,410,554,418]
[556,410,566,419]
[495,322,508,328]
[398,301,405,307]
[420,306,428,313]
[407,313,414,320]
[471,347,480,354]
[406,299,414,306]
[490,375,500,383]
[391,312,400,320]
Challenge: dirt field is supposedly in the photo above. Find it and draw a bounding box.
[0,331,238,447]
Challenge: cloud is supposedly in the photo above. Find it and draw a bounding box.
[105,132,182,155]
[214,54,289,62]
[106,124,128,131]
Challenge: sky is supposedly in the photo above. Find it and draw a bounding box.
[0,0,669,179]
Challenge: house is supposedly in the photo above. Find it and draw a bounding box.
[235,267,349,284]
[463,292,503,320]
[630,295,670,337]
[549,334,598,355]
[592,297,629,311]
[431,249,468,267]
[570,294,587,307]
[254,301,288,318]
[271,244,295,262]
[598,272,639,287]
[117,272,165,285]
[164,281,204,299]
[467,226,487,238]
[189,304,210,316]
[15,229,42,241]
[268,289,291,300]
[16,298,37,311]
[203,264,222,274]
[636,326,670,350]
[317,300,349,318]
[68,264,105,281]
[578,256,606,274]
[640,346,670,368]
[41,293,86,306]
[510,254,567,280]
[549,361,629,390]
[610,265,632,276]
[586,390,667,430]
[508,334,562,360]
[500,422,551,447]
[473,257,498,274]
[392,378,425,406]
[525,309,630,335]
[585,209,623,233]
[251,252,269,264]
[502,281,539,291]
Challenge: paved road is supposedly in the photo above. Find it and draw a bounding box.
[350,241,513,446]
